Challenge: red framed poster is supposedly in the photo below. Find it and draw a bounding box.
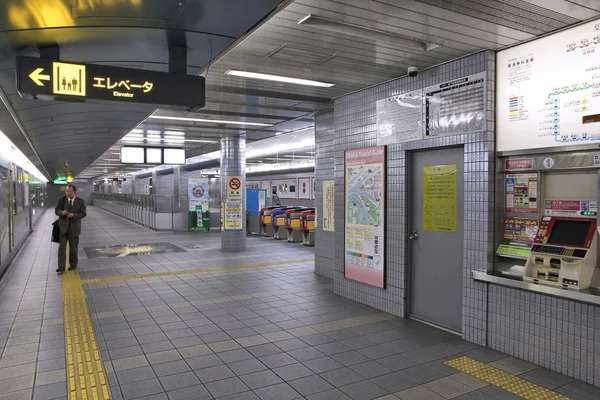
[344,146,386,288]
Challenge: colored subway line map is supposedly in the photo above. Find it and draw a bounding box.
[346,164,383,228]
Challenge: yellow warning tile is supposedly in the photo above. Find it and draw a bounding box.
[80,258,314,284]
[63,244,112,400]
[444,357,569,400]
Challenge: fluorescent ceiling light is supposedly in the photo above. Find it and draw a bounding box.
[225,70,334,88]
[246,161,315,173]
[130,129,143,134]
[164,130,185,136]
[148,115,272,127]
[298,15,439,51]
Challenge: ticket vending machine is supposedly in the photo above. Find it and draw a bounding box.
[524,216,598,289]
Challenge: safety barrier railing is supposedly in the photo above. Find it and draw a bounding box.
[92,193,189,231]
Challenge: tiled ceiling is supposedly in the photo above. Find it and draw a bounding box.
[2,0,599,180]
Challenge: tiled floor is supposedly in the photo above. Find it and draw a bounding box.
[1,207,600,400]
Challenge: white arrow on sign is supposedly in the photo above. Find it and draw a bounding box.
[29,68,50,86]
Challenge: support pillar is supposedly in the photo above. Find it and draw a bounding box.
[220,134,246,252]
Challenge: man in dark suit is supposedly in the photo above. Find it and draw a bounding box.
[55,184,87,272]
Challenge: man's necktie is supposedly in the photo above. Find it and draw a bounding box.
[68,199,73,212]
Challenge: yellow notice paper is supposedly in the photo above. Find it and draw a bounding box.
[423,164,457,232]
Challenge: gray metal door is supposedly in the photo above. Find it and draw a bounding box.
[409,147,464,333]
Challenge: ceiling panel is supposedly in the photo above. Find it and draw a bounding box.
[73,0,598,179]
[0,0,285,180]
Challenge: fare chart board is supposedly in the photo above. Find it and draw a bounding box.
[497,19,600,152]
[424,72,486,138]
[376,73,486,145]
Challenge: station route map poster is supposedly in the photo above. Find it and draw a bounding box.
[497,19,600,152]
[344,146,385,288]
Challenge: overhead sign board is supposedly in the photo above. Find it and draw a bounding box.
[16,56,205,108]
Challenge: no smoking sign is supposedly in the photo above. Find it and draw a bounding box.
[227,176,242,200]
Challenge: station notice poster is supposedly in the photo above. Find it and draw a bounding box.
[376,90,423,145]
[224,201,243,231]
[506,173,538,213]
[344,146,386,288]
[188,178,209,212]
[423,165,457,232]
[323,180,335,232]
[503,217,538,242]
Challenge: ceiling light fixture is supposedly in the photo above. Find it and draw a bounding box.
[225,70,335,87]
[298,15,440,51]
[148,115,272,127]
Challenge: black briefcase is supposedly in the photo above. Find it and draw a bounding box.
[51,220,60,243]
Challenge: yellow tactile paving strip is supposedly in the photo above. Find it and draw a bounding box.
[80,258,314,284]
[445,357,569,400]
[63,245,111,400]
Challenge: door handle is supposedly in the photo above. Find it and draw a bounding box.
[409,230,418,240]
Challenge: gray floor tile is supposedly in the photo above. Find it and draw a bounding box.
[357,345,396,360]
[339,380,387,400]
[289,374,334,396]
[273,363,315,381]
[195,365,235,383]
[0,388,33,400]
[305,388,353,400]
[303,356,344,374]
[320,368,364,387]
[399,365,444,385]
[402,348,444,364]
[424,377,473,398]
[113,362,152,385]
[152,360,191,377]
[371,371,419,393]
[146,350,181,365]
[349,361,392,379]
[478,385,522,400]
[562,381,600,399]
[524,367,574,387]
[275,338,310,352]
[205,376,249,398]
[166,384,212,400]
[240,370,283,389]
[314,342,351,356]
[218,391,260,400]
[259,353,297,368]
[0,374,34,394]
[301,334,336,346]
[218,349,254,364]
[186,354,223,370]
[253,382,302,400]
[395,385,445,400]
[452,392,495,400]
[159,371,200,391]
[331,351,371,367]
[377,354,417,371]
[287,347,325,362]
[247,344,282,358]
[32,382,66,400]
[141,341,175,354]
[228,359,268,376]
[110,345,145,360]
